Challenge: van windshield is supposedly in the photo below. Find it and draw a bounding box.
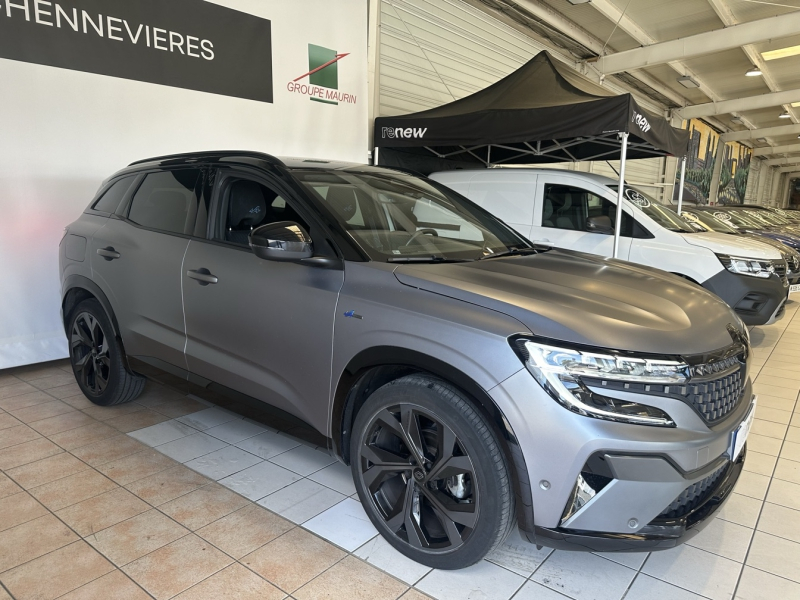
[292,168,534,262]
[607,185,695,233]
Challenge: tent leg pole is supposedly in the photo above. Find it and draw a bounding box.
[676,156,687,214]
[373,146,379,166]
[613,132,629,259]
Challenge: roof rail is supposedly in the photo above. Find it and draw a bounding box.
[128,150,285,167]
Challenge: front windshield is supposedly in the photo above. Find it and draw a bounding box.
[711,210,762,229]
[608,185,695,232]
[292,168,531,261]
[682,210,740,234]
[744,209,789,227]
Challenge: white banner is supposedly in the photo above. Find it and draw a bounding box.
[0,0,368,368]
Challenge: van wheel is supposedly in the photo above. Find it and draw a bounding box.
[350,374,514,569]
[68,299,145,406]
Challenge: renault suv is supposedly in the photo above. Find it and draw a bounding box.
[60,152,755,569]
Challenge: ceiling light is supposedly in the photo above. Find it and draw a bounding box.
[745,66,762,76]
[566,0,592,4]
[780,111,791,119]
[757,138,767,143]
[677,76,700,88]
[730,117,744,125]
[792,102,800,108]
[762,45,800,61]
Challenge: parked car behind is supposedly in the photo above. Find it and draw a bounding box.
[679,208,800,289]
[61,152,755,569]
[430,169,788,325]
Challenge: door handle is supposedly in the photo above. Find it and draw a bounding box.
[187,268,218,285]
[96,247,121,261]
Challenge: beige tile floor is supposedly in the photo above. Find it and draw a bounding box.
[0,299,799,599]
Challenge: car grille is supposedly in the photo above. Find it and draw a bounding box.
[683,370,743,422]
[584,346,747,424]
[774,261,789,286]
[658,462,728,519]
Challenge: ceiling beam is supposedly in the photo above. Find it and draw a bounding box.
[777,166,800,174]
[586,0,757,134]
[764,157,800,167]
[706,0,799,125]
[754,144,800,157]
[674,88,800,120]
[721,123,800,142]
[591,11,800,75]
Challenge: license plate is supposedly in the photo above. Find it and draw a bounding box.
[791,284,800,294]
[730,397,757,462]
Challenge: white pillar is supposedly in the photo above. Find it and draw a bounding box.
[708,141,725,204]
[613,133,629,259]
[676,156,687,213]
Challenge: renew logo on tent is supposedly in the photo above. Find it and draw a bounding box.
[286,44,357,105]
[381,127,428,139]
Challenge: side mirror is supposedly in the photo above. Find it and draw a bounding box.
[586,215,614,235]
[249,221,313,261]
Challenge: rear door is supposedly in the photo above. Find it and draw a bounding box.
[90,168,202,370]
[464,171,537,239]
[531,174,633,259]
[181,168,344,432]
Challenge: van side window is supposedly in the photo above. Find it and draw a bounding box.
[541,184,632,237]
[127,169,201,235]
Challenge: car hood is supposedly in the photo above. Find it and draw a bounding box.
[393,249,740,356]
[679,231,781,259]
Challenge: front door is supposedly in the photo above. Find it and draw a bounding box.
[531,175,634,259]
[182,169,344,432]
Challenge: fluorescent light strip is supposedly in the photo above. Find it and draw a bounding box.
[762,45,800,61]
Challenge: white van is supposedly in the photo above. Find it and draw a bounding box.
[430,169,788,325]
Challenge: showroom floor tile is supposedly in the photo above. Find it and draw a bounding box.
[1,300,800,599]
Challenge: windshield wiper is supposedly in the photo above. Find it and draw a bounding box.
[476,246,547,261]
[386,256,474,263]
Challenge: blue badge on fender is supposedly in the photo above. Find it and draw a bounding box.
[344,310,363,320]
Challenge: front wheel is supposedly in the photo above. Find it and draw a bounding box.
[350,374,514,569]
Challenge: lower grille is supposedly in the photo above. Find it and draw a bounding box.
[658,463,728,519]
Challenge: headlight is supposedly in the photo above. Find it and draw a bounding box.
[514,338,682,427]
[716,254,775,278]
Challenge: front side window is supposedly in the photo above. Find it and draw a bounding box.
[543,184,633,236]
[215,177,310,247]
[127,170,200,235]
[92,176,136,213]
[292,168,528,261]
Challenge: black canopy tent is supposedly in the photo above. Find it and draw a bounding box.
[373,52,690,257]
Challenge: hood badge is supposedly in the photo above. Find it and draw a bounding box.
[343,310,363,320]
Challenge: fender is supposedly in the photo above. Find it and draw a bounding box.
[332,346,536,542]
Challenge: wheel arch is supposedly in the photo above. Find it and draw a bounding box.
[332,346,535,540]
[62,275,135,374]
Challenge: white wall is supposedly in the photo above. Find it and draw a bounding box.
[0,0,368,368]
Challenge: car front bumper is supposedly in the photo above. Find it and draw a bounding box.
[490,368,754,552]
[702,269,787,326]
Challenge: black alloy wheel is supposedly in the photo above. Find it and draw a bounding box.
[359,404,479,551]
[351,374,513,569]
[67,298,145,406]
[71,311,111,396]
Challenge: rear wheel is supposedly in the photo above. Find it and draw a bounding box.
[68,299,145,406]
[350,374,514,569]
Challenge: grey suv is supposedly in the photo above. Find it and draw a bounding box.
[60,151,754,569]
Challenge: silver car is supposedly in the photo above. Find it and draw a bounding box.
[59,152,754,569]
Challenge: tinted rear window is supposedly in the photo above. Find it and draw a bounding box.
[92,177,136,213]
[127,170,200,235]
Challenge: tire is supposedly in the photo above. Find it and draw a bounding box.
[350,374,514,569]
[67,298,145,406]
